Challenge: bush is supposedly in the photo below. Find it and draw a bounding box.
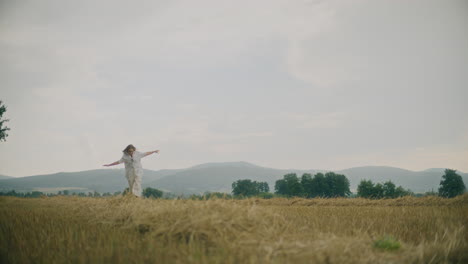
[373,235,401,251]
[143,187,163,199]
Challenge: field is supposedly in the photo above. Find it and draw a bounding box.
[1,194,467,264]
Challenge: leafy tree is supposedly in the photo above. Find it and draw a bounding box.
[300,173,314,198]
[357,180,375,198]
[325,172,351,197]
[0,100,10,142]
[278,172,350,198]
[358,179,413,199]
[382,181,396,198]
[203,191,232,199]
[395,186,413,197]
[257,182,270,193]
[373,183,384,199]
[274,179,288,196]
[143,187,163,198]
[232,179,269,197]
[310,173,329,197]
[274,173,303,197]
[438,169,466,198]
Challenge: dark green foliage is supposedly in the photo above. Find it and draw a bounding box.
[394,186,413,197]
[373,235,401,250]
[382,181,396,198]
[438,169,466,198]
[143,187,163,198]
[232,179,270,197]
[0,100,10,142]
[274,173,303,197]
[0,190,44,198]
[357,179,374,198]
[357,179,413,199]
[276,172,350,198]
[324,172,351,197]
[373,183,384,199]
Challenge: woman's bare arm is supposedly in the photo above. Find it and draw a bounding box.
[142,150,160,158]
[103,160,121,167]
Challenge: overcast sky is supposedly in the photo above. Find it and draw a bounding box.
[1,0,467,177]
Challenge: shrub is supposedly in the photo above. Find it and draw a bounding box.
[373,235,401,251]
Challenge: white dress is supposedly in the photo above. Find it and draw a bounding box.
[119,150,145,197]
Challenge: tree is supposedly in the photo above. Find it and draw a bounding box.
[373,183,384,199]
[274,179,288,196]
[438,169,466,198]
[310,173,330,197]
[0,100,10,142]
[274,173,303,197]
[395,186,413,197]
[325,172,351,197]
[357,180,375,198]
[358,179,413,199]
[232,179,269,197]
[382,181,396,198]
[300,173,314,198]
[143,187,163,198]
[257,182,270,193]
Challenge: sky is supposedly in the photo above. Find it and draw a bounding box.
[1,0,467,177]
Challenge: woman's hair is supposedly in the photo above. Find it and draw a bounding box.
[122,144,136,154]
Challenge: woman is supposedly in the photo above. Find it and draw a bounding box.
[103,144,160,197]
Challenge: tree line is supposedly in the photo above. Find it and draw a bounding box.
[231,169,466,199]
[0,187,165,199]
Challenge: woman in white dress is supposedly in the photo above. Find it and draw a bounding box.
[103,144,160,197]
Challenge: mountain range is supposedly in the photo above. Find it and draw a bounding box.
[0,162,466,195]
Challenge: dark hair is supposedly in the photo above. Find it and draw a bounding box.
[123,144,136,154]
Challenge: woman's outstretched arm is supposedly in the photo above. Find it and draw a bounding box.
[142,150,160,158]
[103,160,121,167]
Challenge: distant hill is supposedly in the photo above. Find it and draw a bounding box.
[144,162,468,195]
[0,168,182,193]
[143,162,320,194]
[1,162,466,195]
[0,174,13,180]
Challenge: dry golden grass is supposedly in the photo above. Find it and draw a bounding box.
[1,194,467,264]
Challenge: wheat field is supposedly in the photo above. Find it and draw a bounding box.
[0,194,467,264]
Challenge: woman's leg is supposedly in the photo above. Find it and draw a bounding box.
[126,173,136,196]
[133,172,143,197]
